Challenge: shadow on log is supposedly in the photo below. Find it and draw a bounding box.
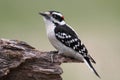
[0,38,83,80]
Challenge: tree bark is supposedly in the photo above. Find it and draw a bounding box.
[0,38,83,80]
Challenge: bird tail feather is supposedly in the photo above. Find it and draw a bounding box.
[83,57,101,78]
[87,55,96,64]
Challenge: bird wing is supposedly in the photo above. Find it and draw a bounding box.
[54,24,88,56]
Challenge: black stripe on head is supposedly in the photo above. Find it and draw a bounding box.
[49,11,61,14]
[49,11,64,22]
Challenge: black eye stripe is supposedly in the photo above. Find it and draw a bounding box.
[52,14,63,22]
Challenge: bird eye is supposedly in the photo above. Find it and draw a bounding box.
[52,14,64,22]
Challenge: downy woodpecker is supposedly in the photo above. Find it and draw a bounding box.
[39,11,100,78]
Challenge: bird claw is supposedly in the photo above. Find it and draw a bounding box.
[50,51,58,63]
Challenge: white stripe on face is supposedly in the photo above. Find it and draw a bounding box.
[52,12,63,17]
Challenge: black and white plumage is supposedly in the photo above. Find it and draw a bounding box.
[40,11,100,78]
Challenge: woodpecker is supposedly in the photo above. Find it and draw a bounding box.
[39,11,100,78]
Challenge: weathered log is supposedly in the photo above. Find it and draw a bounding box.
[0,38,83,80]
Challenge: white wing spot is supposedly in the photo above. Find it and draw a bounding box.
[79,50,81,53]
[73,46,76,50]
[74,38,78,41]
[56,33,65,39]
[62,33,66,36]
[68,35,71,38]
[62,40,64,42]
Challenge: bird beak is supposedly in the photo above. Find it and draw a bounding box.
[39,12,47,17]
[39,12,50,19]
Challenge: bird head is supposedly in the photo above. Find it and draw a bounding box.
[40,11,65,25]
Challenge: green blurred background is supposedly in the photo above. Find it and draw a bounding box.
[0,0,120,80]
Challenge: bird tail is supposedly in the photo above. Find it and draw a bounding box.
[83,57,101,78]
[87,55,96,64]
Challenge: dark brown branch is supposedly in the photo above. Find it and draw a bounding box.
[0,38,83,80]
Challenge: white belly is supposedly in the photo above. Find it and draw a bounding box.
[47,30,84,62]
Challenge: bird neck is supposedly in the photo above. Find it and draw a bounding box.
[43,18,56,34]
